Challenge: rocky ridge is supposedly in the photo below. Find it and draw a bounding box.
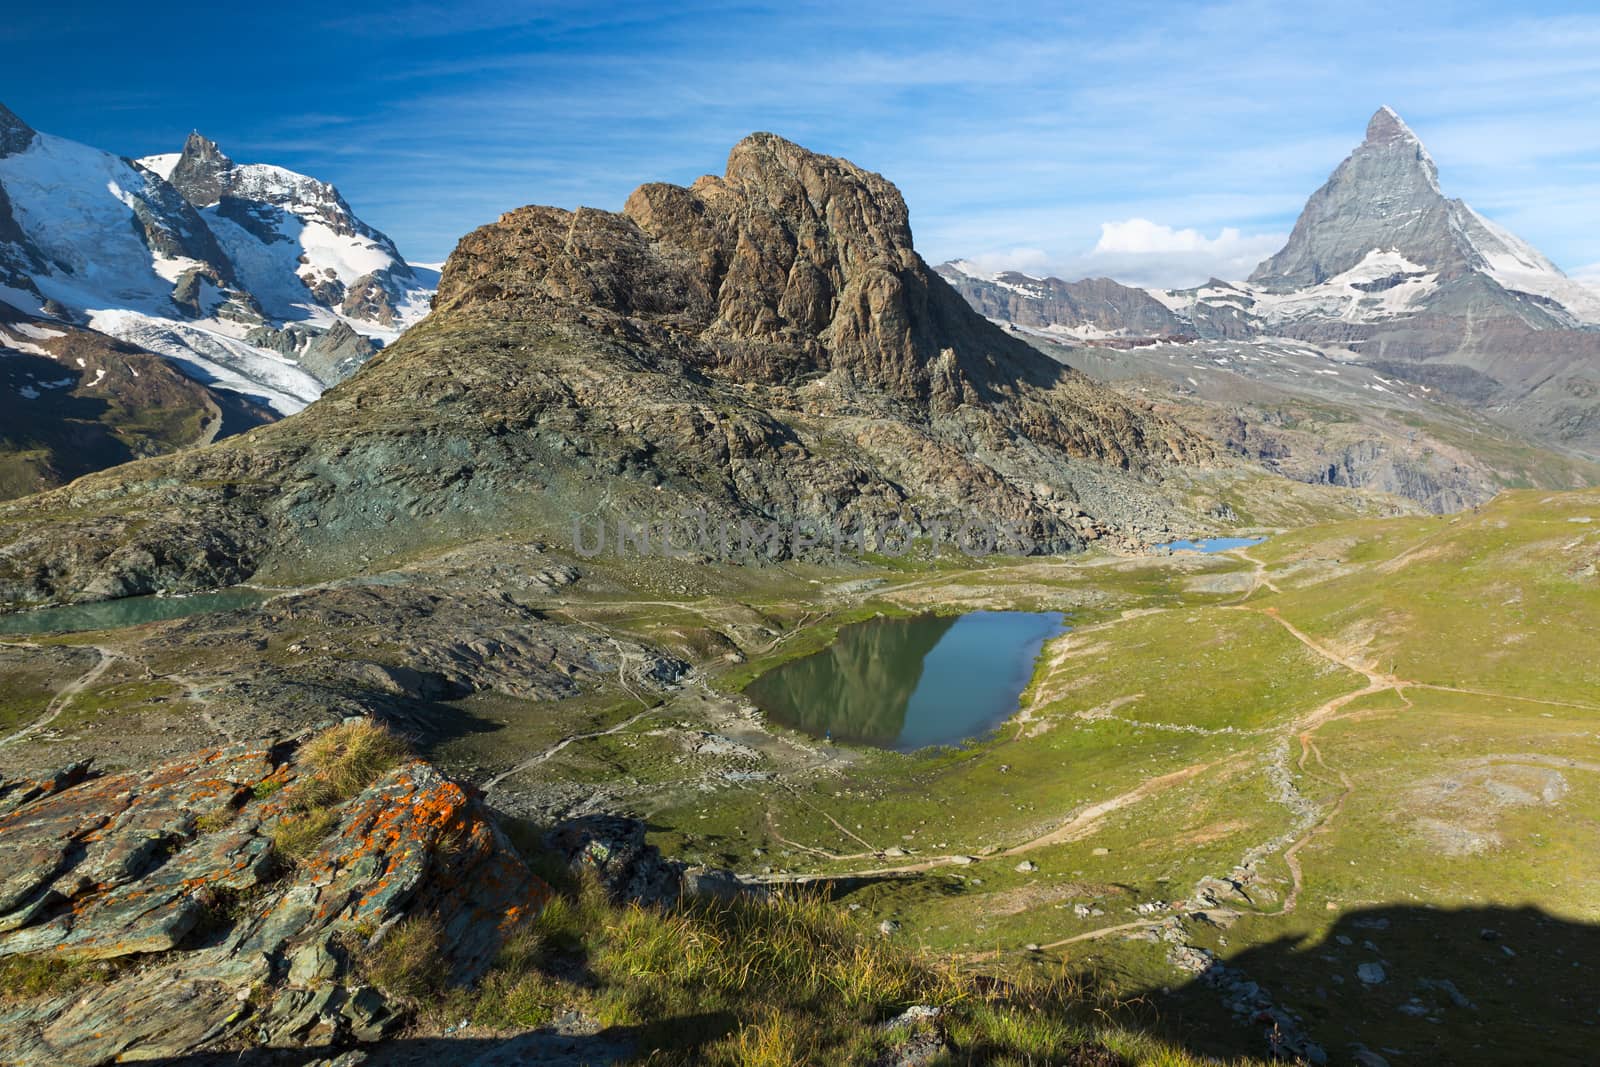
[0,133,1219,609]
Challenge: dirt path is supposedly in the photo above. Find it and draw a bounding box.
[1228,547,1280,596]
[0,645,118,748]
[484,707,660,790]
[769,752,1247,878]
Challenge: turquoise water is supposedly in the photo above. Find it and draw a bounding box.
[743,611,1066,751]
[0,588,272,635]
[1158,536,1266,553]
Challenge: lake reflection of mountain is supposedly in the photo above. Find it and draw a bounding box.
[745,615,956,746]
[744,611,1064,751]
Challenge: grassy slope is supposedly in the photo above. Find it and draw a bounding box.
[631,489,1599,1063]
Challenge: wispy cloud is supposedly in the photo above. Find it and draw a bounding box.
[9,1,1600,279]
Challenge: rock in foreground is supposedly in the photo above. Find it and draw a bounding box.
[0,724,549,1066]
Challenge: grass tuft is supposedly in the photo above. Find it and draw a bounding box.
[298,719,411,806]
[362,915,449,1002]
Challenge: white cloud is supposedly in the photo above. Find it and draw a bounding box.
[1071,219,1287,288]
[957,220,1287,291]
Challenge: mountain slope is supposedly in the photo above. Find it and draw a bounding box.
[0,300,274,500]
[0,104,435,414]
[0,134,1218,608]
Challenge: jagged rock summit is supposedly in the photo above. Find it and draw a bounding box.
[441,131,1130,407]
[0,133,1214,609]
[0,102,37,158]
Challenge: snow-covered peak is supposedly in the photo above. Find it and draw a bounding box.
[940,259,999,282]
[0,104,437,415]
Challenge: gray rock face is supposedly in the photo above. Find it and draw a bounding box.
[1250,107,1461,289]
[937,266,1186,337]
[166,131,233,208]
[0,103,36,159]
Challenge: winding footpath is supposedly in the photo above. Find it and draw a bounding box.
[0,645,119,749]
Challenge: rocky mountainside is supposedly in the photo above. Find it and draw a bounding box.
[0,133,1219,610]
[940,106,1600,468]
[0,299,273,500]
[0,104,435,414]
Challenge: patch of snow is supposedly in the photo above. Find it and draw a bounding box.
[0,329,51,357]
[9,323,65,340]
[138,152,181,180]
[17,385,39,399]
[87,308,323,413]
[943,259,997,282]
[1146,288,1193,313]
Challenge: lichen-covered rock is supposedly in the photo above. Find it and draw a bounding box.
[0,736,550,1066]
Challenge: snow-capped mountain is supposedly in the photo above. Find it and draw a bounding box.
[1247,105,1600,328]
[940,107,1600,341]
[141,133,430,331]
[0,104,436,413]
[938,107,1600,455]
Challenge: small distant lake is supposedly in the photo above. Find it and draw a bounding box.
[1158,536,1266,553]
[744,610,1066,751]
[0,588,273,636]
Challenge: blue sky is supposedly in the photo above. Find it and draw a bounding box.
[12,1,1600,287]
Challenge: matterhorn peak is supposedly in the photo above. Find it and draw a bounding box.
[1249,106,1450,288]
[1366,105,1417,144]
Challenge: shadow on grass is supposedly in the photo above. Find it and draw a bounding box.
[1161,902,1600,1066]
[165,1014,733,1065]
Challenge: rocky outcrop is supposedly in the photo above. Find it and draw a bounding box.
[0,733,550,1066]
[245,319,381,386]
[0,103,36,159]
[0,134,1214,609]
[544,814,763,908]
